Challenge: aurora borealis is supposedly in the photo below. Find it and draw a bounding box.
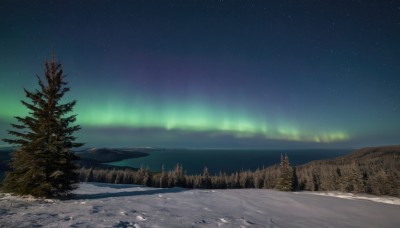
[0,1,399,148]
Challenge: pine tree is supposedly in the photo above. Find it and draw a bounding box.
[276,154,293,191]
[2,54,83,197]
[345,162,364,193]
[173,163,186,187]
[159,164,168,188]
[200,167,212,189]
[85,167,94,182]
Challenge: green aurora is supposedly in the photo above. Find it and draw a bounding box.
[0,92,348,144]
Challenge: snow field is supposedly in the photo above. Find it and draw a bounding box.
[0,183,399,227]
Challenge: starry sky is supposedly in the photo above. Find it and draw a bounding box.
[0,0,399,149]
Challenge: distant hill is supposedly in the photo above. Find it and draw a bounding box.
[295,145,400,196]
[0,148,150,175]
[77,148,149,163]
[76,148,149,170]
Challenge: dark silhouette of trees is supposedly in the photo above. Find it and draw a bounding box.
[76,146,400,197]
[2,54,83,197]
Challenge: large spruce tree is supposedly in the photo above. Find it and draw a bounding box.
[2,54,83,197]
[276,154,293,191]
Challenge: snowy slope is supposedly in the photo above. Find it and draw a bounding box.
[1,183,399,228]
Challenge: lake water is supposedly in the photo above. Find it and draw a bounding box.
[107,149,352,175]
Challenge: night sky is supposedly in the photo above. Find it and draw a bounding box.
[1,0,399,149]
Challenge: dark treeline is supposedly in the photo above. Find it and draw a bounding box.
[78,165,280,190]
[78,146,400,196]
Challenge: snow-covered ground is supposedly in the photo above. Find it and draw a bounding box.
[1,183,399,228]
[304,191,400,206]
